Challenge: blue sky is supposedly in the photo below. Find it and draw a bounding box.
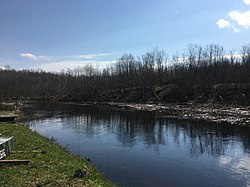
[0,0,250,72]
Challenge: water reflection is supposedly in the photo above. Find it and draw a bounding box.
[25,101,250,187]
[59,114,249,157]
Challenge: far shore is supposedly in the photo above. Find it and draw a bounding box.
[73,102,250,126]
[2,100,250,126]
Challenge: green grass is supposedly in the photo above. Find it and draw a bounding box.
[0,123,115,187]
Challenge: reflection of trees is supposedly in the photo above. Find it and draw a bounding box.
[26,102,250,156]
[188,125,225,156]
[116,112,161,146]
[166,120,250,156]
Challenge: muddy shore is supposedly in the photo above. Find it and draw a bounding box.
[104,102,250,126]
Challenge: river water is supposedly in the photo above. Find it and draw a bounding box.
[24,101,250,187]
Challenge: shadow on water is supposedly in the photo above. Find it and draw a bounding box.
[24,101,250,187]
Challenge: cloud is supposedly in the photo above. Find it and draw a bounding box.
[216,19,231,29]
[216,19,240,32]
[216,11,250,32]
[243,0,250,5]
[19,52,115,72]
[228,10,250,29]
[77,53,113,59]
[32,60,116,72]
[20,53,39,60]
[21,52,113,61]
[216,1,250,32]
[20,53,52,61]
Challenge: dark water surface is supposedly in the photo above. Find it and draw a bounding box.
[24,101,250,187]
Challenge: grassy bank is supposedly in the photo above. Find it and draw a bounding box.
[0,123,115,187]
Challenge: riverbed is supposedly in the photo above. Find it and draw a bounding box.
[23,101,250,187]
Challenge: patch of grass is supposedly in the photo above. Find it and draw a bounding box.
[0,123,115,187]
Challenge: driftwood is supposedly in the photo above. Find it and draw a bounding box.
[151,89,161,102]
[0,159,30,165]
[0,115,17,122]
[11,150,46,154]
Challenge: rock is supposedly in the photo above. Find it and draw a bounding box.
[73,169,87,178]
[41,150,47,154]
[85,157,91,162]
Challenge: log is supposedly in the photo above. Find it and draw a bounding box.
[11,150,43,153]
[151,89,161,102]
[0,115,17,122]
[0,159,30,165]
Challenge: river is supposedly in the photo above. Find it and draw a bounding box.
[24,101,250,187]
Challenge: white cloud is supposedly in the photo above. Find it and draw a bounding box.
[216,19,231,29]
[20,53,52,61]
[21,52,113,61]
[228,10,250,29]
[19,52,115,72]
[20,53,39,60]
[216,1,250,32]
[31,60,116,72]
[77,53,113,59]
[243,0,250,5]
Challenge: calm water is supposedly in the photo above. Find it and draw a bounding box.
[24,101,250,187]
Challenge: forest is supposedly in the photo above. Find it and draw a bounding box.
[1,43,250,104]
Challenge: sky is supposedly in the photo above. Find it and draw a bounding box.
[0,0,250,72]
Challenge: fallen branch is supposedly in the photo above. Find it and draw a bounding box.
[0,159,30,165]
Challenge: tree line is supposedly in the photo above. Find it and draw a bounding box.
[1,43,250,103]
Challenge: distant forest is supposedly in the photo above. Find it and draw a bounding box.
[1,43,250,104]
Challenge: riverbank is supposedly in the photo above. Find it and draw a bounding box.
[0,123,115,187]
[4,100,250,126]
[105,102,250,126]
